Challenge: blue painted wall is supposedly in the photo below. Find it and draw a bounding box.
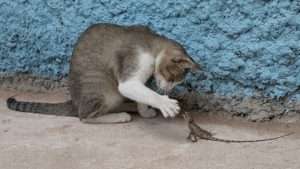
[1,0,300,100]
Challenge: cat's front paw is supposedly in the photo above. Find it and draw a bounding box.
[156,95,180,118]
[138,103,157,118]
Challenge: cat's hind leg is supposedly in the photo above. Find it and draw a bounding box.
[137,103,157,118]
[78,82,133,124]
[79,96,133,124]
[81,112,132,124]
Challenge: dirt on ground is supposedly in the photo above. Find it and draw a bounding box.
[0,89,300,169]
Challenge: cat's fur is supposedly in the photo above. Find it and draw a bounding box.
[7,23,199,123]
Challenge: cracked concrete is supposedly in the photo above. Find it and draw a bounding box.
[1,89,300,169]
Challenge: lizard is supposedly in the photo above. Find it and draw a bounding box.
[168,79,294,143]
[181,111,294,143]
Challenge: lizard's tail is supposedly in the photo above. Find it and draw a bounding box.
[208,132,294,143]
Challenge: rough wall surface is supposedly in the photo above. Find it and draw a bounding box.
[1,0,300,101]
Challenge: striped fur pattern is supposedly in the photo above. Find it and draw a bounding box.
[7,98,74,116]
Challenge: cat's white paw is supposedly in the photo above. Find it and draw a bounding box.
[138,103,157,118]
[155,95,180,118]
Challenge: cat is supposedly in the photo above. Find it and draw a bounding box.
[7,23,200,124]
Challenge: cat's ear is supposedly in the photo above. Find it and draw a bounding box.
[171,56,201,73]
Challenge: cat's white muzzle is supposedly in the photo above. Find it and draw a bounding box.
[155,73,177,94]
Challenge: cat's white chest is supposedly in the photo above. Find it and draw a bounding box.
[135,51,155,83]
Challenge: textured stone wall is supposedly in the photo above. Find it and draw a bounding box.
[1,0,300,101]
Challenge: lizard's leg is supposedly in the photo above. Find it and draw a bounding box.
[190,133,198,142]
[187,133,192,141]
[187,133,197,142]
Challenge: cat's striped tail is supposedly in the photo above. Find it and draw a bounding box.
[6,97,76,117]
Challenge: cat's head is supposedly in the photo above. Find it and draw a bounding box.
[154,46,200,93]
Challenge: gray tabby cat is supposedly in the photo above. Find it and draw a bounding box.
[7,23,199,124]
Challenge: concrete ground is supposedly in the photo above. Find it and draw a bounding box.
[0,89,300,169]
